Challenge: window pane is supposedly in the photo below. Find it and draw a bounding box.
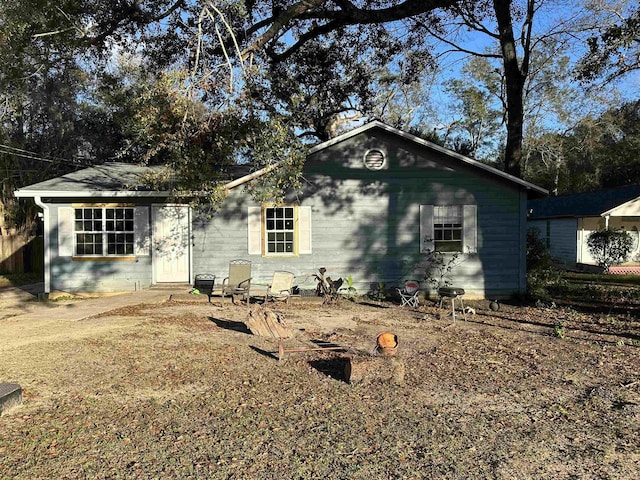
[75,208,138,256]
[264,206,296,255]
[434,205,463,253]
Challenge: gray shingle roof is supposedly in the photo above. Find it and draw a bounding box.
[14,163,162,197]
[528,185,640,219]
[14,162,254,198]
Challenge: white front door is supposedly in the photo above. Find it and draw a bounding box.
[153,205,190,283]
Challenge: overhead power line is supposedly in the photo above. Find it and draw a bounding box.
[0,143,91,167]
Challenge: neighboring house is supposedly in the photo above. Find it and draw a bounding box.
[15,121,547,298]
[528,185,640,270]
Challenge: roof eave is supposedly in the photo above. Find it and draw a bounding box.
[14,162,280,200]
[601,196,640,217]
[14,190,172,198]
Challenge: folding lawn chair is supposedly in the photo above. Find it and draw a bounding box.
[397,280,420,307]
[263,271,295,304]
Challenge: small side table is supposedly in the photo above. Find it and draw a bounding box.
[437,287,466,322]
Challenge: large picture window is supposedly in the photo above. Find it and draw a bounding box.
[74,207,134,256]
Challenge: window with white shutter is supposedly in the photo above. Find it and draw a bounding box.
[420,204,477,253]
[247,204,312,256]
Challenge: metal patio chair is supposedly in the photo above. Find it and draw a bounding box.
[263,271,295,304]
[211,259,252,305]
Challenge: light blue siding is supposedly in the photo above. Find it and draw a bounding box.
[528,218,578,266]
[193,130,528,298]
[48,203,154,292]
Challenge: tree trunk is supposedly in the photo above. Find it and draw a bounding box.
[245,305,292,339]
[344,355,405,385]
[493,0,527,178]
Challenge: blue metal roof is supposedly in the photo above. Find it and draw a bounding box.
[528,185,640,219]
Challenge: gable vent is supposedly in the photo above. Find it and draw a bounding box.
[363,149,386,170]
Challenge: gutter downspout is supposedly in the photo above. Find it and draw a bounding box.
[33,196,50,296]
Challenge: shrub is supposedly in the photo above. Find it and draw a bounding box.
[587,229,633,272]
[527,228,551,270]
[526,228,562,302]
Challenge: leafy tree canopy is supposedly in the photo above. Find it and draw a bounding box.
[2,0,639,229]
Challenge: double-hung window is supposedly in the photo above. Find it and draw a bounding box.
[247,204,312,257]
[420,204,477,254]
[74,207,135,256]
[433,205,463,252]
[264,206,295,254]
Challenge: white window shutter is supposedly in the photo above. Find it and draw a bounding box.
[247,206,262,255]
[58,207,74,257]
[134,207,150,256]
[463,204,477,253]
[419,205,435,253]
[298,206,312,254]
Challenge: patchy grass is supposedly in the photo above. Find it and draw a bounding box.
[1,296,639,479]
[563,271,640,287]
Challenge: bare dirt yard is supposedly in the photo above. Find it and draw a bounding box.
[1,293,639,479]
